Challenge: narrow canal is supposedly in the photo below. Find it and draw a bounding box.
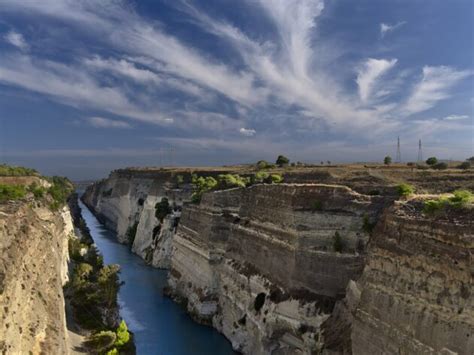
[78,199,235,354]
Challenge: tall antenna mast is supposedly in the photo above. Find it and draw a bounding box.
[396,136,401,163]
[417,139,423,162]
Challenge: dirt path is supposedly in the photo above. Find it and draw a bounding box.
[66,297,88,354]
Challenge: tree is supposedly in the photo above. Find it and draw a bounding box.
[426,157,438,166]
[327,160,331,165]
[384,156,392,165]
[85,331,116,353]
[155,197,172,222]
[276,155,289,167]
[114,320,130,347]
[468,157,474,163]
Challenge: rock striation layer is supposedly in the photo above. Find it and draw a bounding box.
[83,167,474,354]
[167,184,384,354]
[352,200,474,355]
[0,200,72,354]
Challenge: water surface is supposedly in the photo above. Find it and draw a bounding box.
[79,199,235,355]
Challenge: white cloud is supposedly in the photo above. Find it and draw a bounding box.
[239,127,256,136]
[87,116,132,128]
[380,21,406,37]
[4,30,29,50]
[404,66,472,115]
[443,114,469,121]
[0,54,173,124]
[0,0,471,143]
[356,58,397,102]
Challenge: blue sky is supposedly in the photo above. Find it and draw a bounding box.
[0,0,472,179]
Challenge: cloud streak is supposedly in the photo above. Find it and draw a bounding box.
[380,21,406,37]
[4,30,29,51]
[87,116,132,129]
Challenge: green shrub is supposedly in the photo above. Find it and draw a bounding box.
[85,331,117,353]
[256,160,271,170]
[333,232,344,252]
[106,348,119,355]
[216,174,248,189]
[155,197,171,222]
[28,182,46,199]
[0,184,26,202]
[396,183,415,197]
[384,156,392,165]
[191,175,218,203]
[423,190,473,214]
[0,164,38,176]
[114,320,130,347]
[269,174,283,184]
[254,171,269,183]
[48,176,73,210]
[426,157,438,166]
[432,162,448,170]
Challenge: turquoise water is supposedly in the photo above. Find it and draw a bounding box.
[79,200,236,355]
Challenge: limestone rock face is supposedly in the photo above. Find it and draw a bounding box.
[352,200,474,355]
[83,167,474,354]
[168,184,384,354]
[0,201,72,354]
[83,169,200,266]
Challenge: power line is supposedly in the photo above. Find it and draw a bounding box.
[396,136,401,163]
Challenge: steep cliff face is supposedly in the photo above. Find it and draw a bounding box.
[352,199,474,355]
[83,167,474,354]
[167,184,385,354]
[0,200,72,354]
[83,168,225,267]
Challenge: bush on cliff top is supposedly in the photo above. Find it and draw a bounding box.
[48,176,74,210]
[0,184,26,202]
[424,190,474,214]
[0,164,38,176]
[396,183,415,197]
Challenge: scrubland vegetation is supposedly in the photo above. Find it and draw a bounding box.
[424,190,473,214]
[0,164,38,176]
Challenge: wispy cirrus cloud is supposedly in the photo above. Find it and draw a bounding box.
[403,66,472,116]
[380,21,406,37]
[87,116,132,129]
[0,0,472,156]
[356,58,397,102]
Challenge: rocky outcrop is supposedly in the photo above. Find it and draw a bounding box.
[82,168,226,267]
[167,183,385,354]
[83,166,474,354]
[352,199,474,355]
[0,199,72,354]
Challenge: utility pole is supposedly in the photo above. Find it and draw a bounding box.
[396,136,401,163]
[417,139,423,163]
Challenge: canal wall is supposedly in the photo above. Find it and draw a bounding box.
[82,167,474,354]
